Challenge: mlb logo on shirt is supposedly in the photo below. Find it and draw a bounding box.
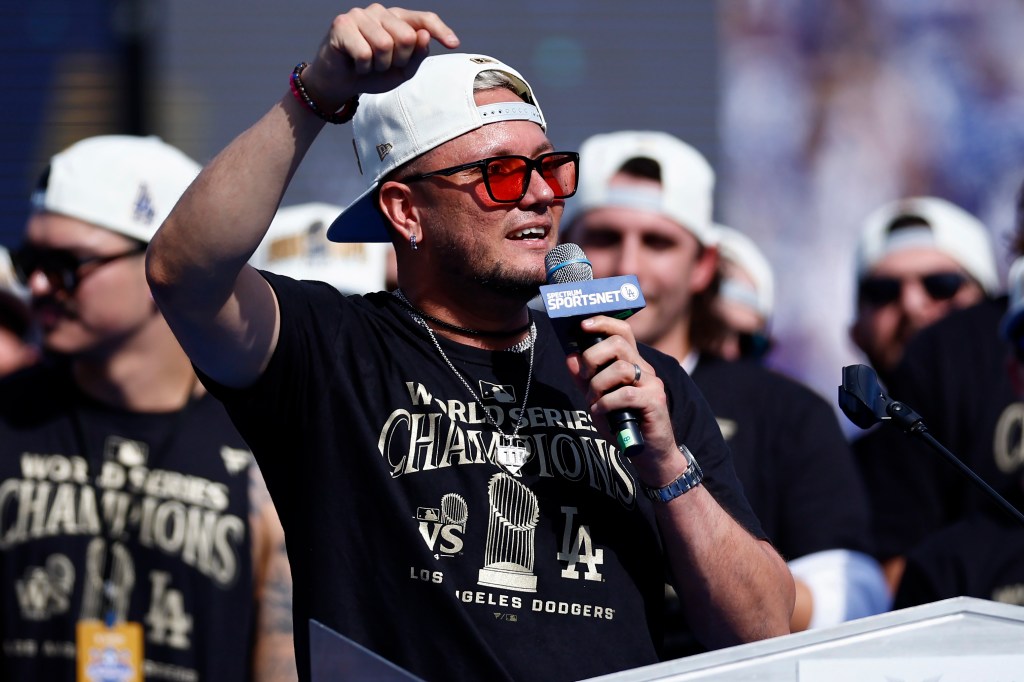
[416,507,440,522]
[105,436,149,467]
[479,380,516,403]
[132,183,156,225]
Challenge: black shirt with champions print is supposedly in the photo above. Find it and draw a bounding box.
[0,362,257,682]
[205,273,766,682]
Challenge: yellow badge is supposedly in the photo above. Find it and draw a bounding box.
[76,619,143,682]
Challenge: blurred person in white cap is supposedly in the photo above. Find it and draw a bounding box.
[146,7,793,680]
[886,255,1024,611]
[849,196,998,387]
[562,131,886,641]
[705,224,775,362]
[0,245,39,376]
[850,196,1009,595]
[251,201,393,294]
[0,135,295,681]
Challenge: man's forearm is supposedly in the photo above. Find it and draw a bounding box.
[656,486,794,649]
[252,533,297,682]
[250,467,297,682]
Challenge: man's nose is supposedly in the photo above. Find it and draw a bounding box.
[900,278,944,327]
[615,236,643,275]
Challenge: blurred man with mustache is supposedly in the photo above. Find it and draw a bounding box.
[0,135,295,681]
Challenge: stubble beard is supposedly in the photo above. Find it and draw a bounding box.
[473,261,544,300]
[435,235,545,303]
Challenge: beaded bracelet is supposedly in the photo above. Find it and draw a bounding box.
[289,62,359,124]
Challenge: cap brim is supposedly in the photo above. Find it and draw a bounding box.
[326,184,391,243]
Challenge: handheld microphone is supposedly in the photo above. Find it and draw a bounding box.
[541,243,647,457]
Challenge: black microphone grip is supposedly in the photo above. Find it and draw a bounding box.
[544,243,647,457]
[574,329,645,458]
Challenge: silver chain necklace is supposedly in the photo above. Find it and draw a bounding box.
[393,289,536,476]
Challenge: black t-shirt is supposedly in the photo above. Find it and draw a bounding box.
[206,274,765,682]
[0,362,257,682]
[894,511,1024,609]
[854,297,1021,560]
[692,356,873,561]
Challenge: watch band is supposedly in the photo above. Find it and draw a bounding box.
[641,444,704,503]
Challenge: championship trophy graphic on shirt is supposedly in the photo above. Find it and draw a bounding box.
[478,474,540,592]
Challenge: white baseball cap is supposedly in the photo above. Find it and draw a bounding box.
[250,202,391,294]
[714,224,774,321]
[31,135,201,244]
[562,130,716,246]
[855,196,998,295]
[327,53,546,244]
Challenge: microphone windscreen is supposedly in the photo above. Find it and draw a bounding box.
[545,243,593,284]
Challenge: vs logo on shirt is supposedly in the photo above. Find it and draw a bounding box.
[416,494,468,559]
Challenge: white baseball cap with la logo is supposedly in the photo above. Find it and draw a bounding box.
[31,135,201,244]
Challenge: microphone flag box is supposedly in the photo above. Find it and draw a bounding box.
[539,275,646,353]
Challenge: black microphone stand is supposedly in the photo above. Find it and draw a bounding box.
[839,364,1024,529]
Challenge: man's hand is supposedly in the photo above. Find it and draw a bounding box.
[301,5,461,112]
[565,315,685,483]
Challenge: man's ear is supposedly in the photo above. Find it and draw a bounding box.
[379,180,420,246]
[690,245,720,294]
[849,317,868,355]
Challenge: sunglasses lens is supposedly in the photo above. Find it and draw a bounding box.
[483,153,579,202]
[485,157,529,202]
[11,248,78,290]
[921,272,966,300]
[860,272,969,306]
[859,277,901,305]
[539,153,578,199]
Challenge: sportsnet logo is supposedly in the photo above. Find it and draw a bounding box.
[540,275,645,319]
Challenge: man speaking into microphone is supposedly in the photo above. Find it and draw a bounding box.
[146,5,793,680]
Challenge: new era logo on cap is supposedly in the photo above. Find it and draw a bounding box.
[376,143,393,162]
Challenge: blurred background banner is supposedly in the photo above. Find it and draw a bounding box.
[6,0,1024,427]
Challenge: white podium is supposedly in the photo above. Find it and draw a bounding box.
[583,597,1024,681]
